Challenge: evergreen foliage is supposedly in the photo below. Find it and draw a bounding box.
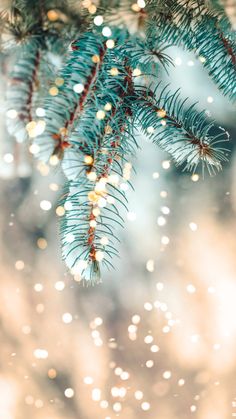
[0,0,235,283]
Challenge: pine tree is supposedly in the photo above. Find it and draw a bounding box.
[0,0,235,283]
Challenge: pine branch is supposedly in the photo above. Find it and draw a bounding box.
[58,47,136,282]
[147,0,236,101]
[34,32,107,162]
[6,38,42,142]
[133,85,229,175]
[194,15,236,101]
[1,0,235,283]
[119,35,174,74]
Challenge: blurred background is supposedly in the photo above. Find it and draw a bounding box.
[0,32,236,419]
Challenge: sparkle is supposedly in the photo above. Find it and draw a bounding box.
[128,324,137,333]
[73,83,84,93]
[161,236,170,245]
[160,190,168,198]
[29,144,40,155]
[113,402,122,412]
[163,370,172,379]
[37,162,49,176]
[156,282,164,291]
[157,216,166,226]
[84,376,94,384]
[47,10,59,21]
[37,238,47,250]
[111,386,120,397]
[161,206,170,215]
[163,325,170,333]
[94,15,103,26]
[141,402,150,411]
[88,4,97,14]
[152,171,159,179]
[35,399,44,408]
[94,317,103,326]
[146,259,155,272]
[49,155,59,166]
[207,96,214,103]
[95,250,104,262]
[36,107,45,117]
[40,200,52,211]
[144,335,153,344]
[133,68,142,76]
[134,390,143,400]
[137,0,146,8]
[189,222,198,231]
[55,281,65,291]
[146,360,154,368]
[191,174,199,182]
[92,208,100,217]
[187,284,196,294]
[49,183,59,191]
[157,109,166,118]
[62,312,73,324]
[131,3,141,12]
[92,54,100,63]
[34,348,48,359]
[96,110,106,120]
[90,219,97,228]
[48,368,57,379]
[87,172,97,181]
[199,56,206,63]
[147,126,155,134]
[15,260,25,270]
[178,378,185,386]
[175,57,182,65]
[114,367,122,376]
[106,39,115,49]
[7,109,18,119]
[162,160,170,169]
[55,77,64,86]
[92,388,101,401]
[56,206,65,216]
[64,388,74,398]
[64,201,73,210]
[110,67,119,76]
[49,86,59,96]
[4,153,14,163]
[102,26,112,37]
[120,371,129,380]
[132,314,141,324]
[34,283,43,292]
[104,102,112,111]
[150,344,159,353]
[144,302,153,311]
